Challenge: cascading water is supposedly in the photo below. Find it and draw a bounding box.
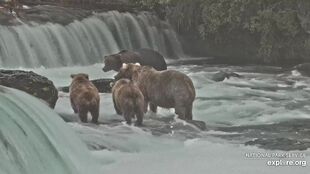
[0,86,100,174]
[0,11,184,68]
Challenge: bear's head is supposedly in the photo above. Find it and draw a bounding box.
[102,54,122,72]
[114,63,141,81]
[71,73,89,81]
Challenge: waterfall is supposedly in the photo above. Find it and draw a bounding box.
[0,86,100,174]
[0,11,184,68]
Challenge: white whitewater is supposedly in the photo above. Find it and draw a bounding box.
[0,86,100,174]
[50,64,310,174]
[0,11,184,68]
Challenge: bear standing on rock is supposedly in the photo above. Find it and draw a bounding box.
[102,48,167,72]
[112,77,145,126]
[70,73,100,123]
[115,63,195,120]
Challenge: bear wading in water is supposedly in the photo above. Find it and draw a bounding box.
[112,78,144,126]
[102,48,167,72]
[115,63,195,120]
[70,73,100,123]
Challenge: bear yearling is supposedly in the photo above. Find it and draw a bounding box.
[102,48,167,72]
[115,63,195,120]
[70,73,100,123]
[112,78,144,126]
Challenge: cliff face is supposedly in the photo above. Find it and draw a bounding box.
[163,0,310,66]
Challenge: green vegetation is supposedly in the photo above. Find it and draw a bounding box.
[133,0,310,65]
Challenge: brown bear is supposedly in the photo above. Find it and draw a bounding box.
[114,63,195,120]
[112,78,144,126]
[70,73,100,123]
[102,48,167,72]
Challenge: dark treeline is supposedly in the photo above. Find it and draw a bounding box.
[132,0,310,66]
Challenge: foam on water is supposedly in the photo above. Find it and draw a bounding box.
[94,139,310,174]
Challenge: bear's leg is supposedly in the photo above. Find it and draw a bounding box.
[143,100,149,113]
[90,106,99,124]
[113,97,122,115]
[185,103,193,120]
[135,108,144,126]
[150,103,157,113]
[175,103,186,120]
[70,98,78,113]
[79,110,88,123]
[124,112,132,125]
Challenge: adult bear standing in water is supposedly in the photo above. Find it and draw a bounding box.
[114,63,195,120]
[102,48,167,72]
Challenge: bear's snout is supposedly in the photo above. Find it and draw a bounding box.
[114,74,121,81]
[102,67,108,72]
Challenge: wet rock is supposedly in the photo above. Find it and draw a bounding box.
[86,144,108,151]
[212,70,242,82]
[58,78,114,93]
[0,3,142,26]
[245,138,310,151]
[186,120,207,131]
[0,70,58,108]
[0,5,91,26]
[292,63,310,76]
[217,119,310,151]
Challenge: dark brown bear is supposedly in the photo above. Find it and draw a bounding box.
[70,73,100,123]
[112,78,144,126]
[102,49,167,72]
[115,63,195,120]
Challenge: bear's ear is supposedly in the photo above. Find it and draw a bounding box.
[122,63,128,69]
[84,74,89,80]
[115,54,122,62]
[109,82,114,88]
[70,74,76,79]
[135,63,141,66]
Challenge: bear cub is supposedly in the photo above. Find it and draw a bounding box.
[70,73,100,123]
[112,78,144,126]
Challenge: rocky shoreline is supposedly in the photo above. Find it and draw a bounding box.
[0,0,145,26]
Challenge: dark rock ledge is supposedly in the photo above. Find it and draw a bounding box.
[0,70,58,108]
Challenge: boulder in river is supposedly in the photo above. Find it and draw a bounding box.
[212,70,242,82]
[0,70,58,108]
[58,78,114,93]
[292,63,310,76]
